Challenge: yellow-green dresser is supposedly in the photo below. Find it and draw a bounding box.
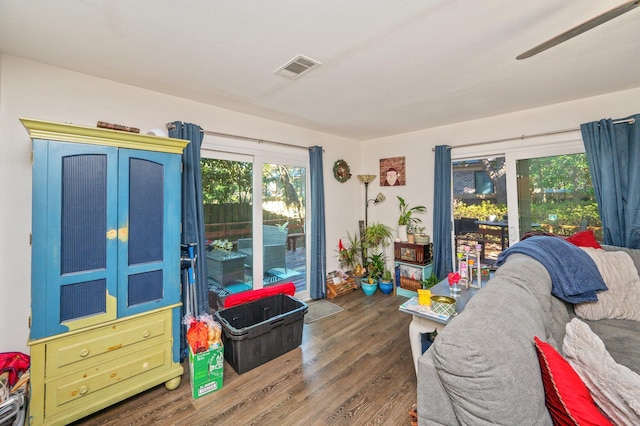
[23,118,188,425]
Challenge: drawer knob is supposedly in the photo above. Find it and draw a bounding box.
[79,385,88,395]
[143,330,151,338]
[80,348,89,357]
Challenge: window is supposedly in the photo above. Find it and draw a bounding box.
[200,137,310,308]
[452,132,598,262]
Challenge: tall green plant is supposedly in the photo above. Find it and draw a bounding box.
[362,222,392,279]
[363,222,392,249]
[366,252,385,280]
[397,196,427,232]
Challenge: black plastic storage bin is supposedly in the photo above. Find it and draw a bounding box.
[214,294,308,374]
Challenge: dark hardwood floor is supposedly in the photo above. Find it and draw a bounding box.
[72,290,417,425]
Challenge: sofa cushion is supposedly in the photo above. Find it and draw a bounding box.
[576,248,640,321]
[533,336,612,425]
[580,318,640,375]
[602,244,640,277]
[566,229,602,249]
[564,318,640,425]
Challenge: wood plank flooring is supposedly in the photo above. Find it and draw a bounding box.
[72,290,417,425]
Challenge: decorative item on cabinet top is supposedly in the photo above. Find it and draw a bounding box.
[20,118,188,154]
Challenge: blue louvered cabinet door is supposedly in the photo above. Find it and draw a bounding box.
[31,141,119,339]
[117,149,181,317]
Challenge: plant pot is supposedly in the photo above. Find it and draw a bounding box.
[361,278,377,296]
[415,235,430,245]
[378,279,393,294]
[397,225,408,242]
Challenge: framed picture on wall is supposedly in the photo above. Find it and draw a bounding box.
[380,156,405,186]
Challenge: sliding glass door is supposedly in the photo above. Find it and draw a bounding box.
[201,153,254,306]
[259,160,307,295]
[452,132,596,264]
[200,138,310,307]
[509,152,600,240]
[452,156,508,263]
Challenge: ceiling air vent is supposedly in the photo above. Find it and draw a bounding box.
[275,54,321,80]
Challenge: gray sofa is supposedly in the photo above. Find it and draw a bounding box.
[417,244,640,425]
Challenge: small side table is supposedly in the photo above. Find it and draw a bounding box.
[399,279,479,374]
[206,251,247,286]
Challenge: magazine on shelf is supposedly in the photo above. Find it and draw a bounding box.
[400,297,450,321]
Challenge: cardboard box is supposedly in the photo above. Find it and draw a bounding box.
[189,345,224,399]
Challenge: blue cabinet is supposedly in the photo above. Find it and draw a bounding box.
[30,134,184,338]
[24,118,189,424]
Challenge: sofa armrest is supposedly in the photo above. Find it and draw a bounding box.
[417,351,458,425]
[422,254,554,425]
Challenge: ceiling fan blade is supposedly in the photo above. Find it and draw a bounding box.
[516,0,640,60]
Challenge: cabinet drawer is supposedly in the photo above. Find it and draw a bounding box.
[45,310,170,375]
[45,342,172,419]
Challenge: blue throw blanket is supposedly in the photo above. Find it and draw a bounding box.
[496,236,607,304]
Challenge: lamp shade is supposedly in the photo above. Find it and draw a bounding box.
[357,174,376,184]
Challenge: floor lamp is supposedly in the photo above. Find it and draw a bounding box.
[357,174,376,228]
[357,174,376,271]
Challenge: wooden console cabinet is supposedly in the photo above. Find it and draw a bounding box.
[23,118,188,425]
[394,242,433,265]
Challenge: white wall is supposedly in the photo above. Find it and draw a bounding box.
[362,87,640,271]
[0,55,361,353]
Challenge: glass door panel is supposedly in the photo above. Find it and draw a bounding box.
[516,153,600,239]
[201,157,254,306]
[452,157,508,264]
[261,163,307,295]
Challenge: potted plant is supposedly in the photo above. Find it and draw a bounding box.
[420,272,440,290]
[210,239,233,258]
[361,223,393,295]
[415,226,430,245]
[417,272,440,305]
[338,231,364,276]
[361,252,383,296]
[362,222,393,273]
[365,252,385,282]
[397,196,427,243]
[378,268,394,294]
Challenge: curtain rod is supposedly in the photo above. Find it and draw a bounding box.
[432,117,635,151]
[202,129,317,151]
[166,122,318,151]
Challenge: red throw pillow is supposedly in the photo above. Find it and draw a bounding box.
[566,229,602,249]
[533,337,612,425]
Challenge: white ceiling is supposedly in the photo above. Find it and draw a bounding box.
[1,1,639,141]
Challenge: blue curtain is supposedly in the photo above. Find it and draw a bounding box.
[168,122,209,315]
[581,114,640,248]
[309,146,326,299]
[433,145,453,278]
